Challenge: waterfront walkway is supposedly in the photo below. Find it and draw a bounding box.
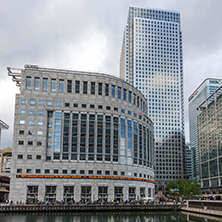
[0,203,181,212]
[181,207,222,217]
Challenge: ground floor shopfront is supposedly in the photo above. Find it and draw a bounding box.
[9,176,155,203]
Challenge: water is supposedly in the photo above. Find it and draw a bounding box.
[0,211,221,222]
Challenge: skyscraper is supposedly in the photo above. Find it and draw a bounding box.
[120,6,185,191]
[188,78,222,181]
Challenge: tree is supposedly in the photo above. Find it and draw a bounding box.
[166,179,202,199]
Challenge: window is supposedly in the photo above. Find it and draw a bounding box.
[113,171,118,175]
[82,104,86,108]
[36,155,41,159]
[37,131,43,136]
[121,171,125,176]
[73,103,78,108]
[18,155,23,159]
[59,80,64,92]
[48,102,53,106]
[36,169,41,173]
[29,110,35,115]
[19,120,25,125]
[29,120,34,125]
[105,84,109,96]
[71,170,76,174]
[67,80,72,93]
[121,109,125,113]
[88,170,93,174]
[65,103,70,107]
[30,100,35,105]
[83,81,88,94]
[54,169,59,174]
[45,169,50,174]
[114,107,118,112]
[19,130,24,135]
[98,105,103,109]
[26,76,31,89]
[51,79,56,92]
[38,111,44,116]
[34,77,40,90]
[20,99,26,104]
[28,130,34,135]
[56,102,61,107]
[26,169,32,173]
[98,83,102,95]
[39,101,44,106]
[38,121,43,125]
[75,81,80,93]
[27,155,32,159]
[90,104,95,108]
[80,170,85,174]
[123,89,127,101]
[43,78,48,91]
[112,85,115,97]
[17,169,22,173]
[128,91,132,103]
[97,170,102,175]
[18,141,24,145]
[118,87,121,99]
[106,106,111,110]
[105,171,110,175]
[91,82,95,94]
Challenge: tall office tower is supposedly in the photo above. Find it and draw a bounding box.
[188,78,222,181]
[120,6,185,191]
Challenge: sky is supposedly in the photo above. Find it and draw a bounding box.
[1,0,222,149]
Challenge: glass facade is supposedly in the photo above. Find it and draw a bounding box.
[189,79,222,180]
[120,6,185,191]
[198,85,222,193]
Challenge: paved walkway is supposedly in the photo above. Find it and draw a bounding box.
[181,207,222,217]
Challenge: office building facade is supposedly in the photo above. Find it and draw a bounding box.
[8,64,154,203]
[197,85,222,194]
[120,6,185,191]
[188,78,222,180]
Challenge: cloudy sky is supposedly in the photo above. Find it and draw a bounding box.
[1,0,222,149]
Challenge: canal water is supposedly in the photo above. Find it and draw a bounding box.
[0,211,221,222]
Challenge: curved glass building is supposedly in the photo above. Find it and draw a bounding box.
[9,65,154,203]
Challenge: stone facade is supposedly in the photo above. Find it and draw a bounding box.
[9,65,155,203]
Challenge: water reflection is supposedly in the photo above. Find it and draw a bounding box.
[0,211,221,222]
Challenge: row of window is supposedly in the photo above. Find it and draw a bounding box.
[16,168,152,179]
[26,185,152,203]
[19,103,137,117]
[25,77,146,110]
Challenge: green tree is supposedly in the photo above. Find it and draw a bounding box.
[166,179,202,199]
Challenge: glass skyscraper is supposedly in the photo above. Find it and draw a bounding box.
[188,78,222,181]
[120,6,185,191]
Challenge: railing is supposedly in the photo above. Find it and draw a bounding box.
[0,203,182,212]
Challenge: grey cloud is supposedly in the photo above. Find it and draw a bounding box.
[1,0,222,147]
